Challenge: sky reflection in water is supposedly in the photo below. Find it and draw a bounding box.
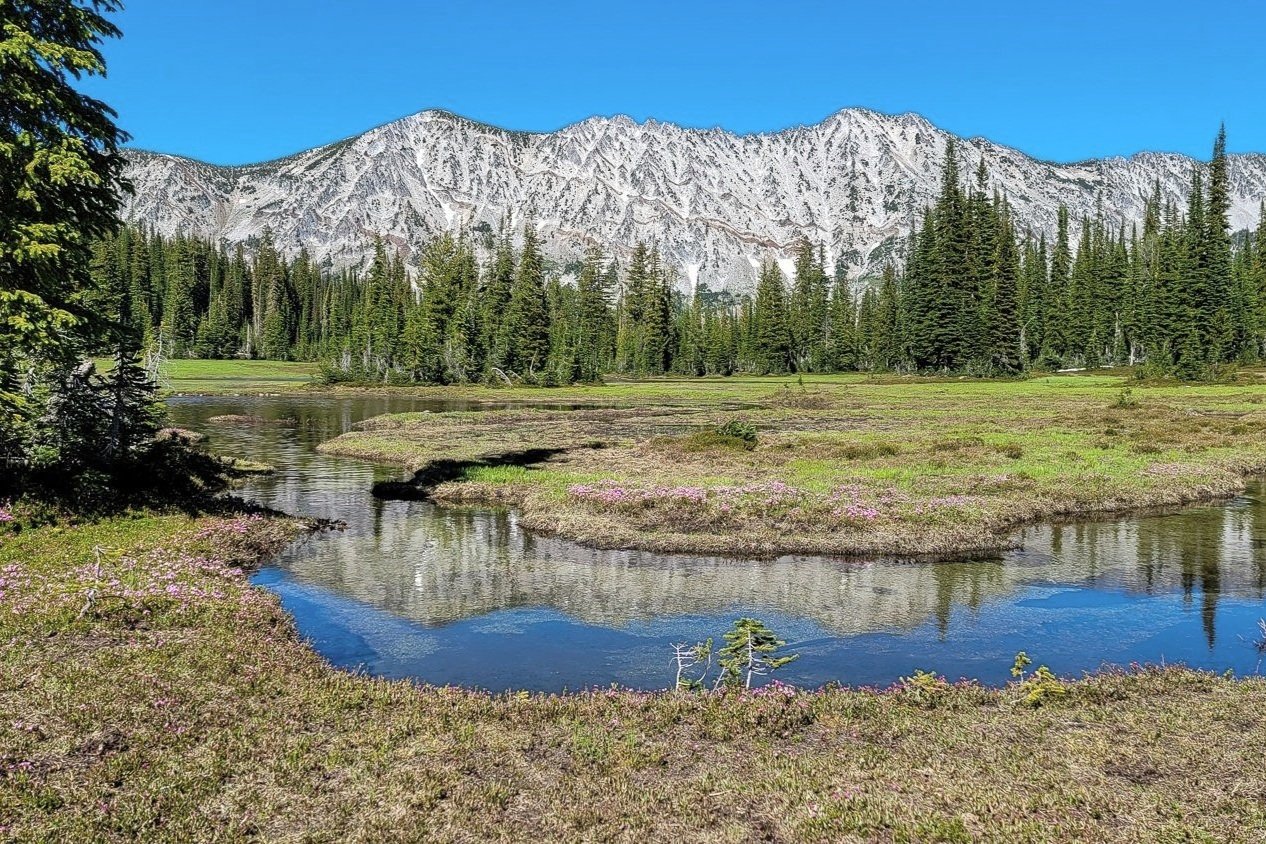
[169,395,1266,692]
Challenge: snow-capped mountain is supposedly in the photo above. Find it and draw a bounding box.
[121,108,1266,290]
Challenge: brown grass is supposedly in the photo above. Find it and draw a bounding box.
[2,514,1265,841]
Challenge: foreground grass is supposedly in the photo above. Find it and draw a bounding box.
[319,372,1266,557]
[3,515,1266,841]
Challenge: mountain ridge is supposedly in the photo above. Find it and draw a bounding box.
[119,108,1266,289]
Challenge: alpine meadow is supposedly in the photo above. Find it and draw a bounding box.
[6,2,1266,843]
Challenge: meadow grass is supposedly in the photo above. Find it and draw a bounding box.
[318,371,1266,557]
[3,513,1266,841]
[156,359,319,394]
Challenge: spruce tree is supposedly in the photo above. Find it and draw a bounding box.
[575,246,613,381]
[751,261,792,374]
[500,225,551,378]
[1046,206,1072,363]
[789,238,829,371]
[827,270,858,370]
[1205,125,1235,362]
[1,0,130,467]
[988,208,1023,373]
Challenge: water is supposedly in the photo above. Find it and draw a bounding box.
[169,394,1266,692]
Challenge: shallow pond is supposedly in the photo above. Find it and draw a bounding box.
[169,394,1266,692]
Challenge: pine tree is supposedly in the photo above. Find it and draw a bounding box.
[1205,125,1235,362]
[575,246,613,381]
[616,243,651,373]
[903,209,941,369]
[988,207,1023,373]
[789,238,829,371]
[827,270,858,370]
[874,264,902,371]
[1,0,130,468]
[751,261,792,374]
[639,248,674,374]
[483,219,516,371]
[101,240,161,463]
[161,237,199,356]
[501,225,551,378]
[1046,206,1072,362]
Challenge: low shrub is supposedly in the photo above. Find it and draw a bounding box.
[680,420,759,451]
[899,670,954,709]
[832,441,901,460]
[993,442,1024,460]
[1111,387,1139,409]
[717,419,758,445]
[1010,652,1067,708]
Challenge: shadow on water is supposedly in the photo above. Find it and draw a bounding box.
[168,394,1266,692]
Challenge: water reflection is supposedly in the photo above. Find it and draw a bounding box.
[169,395,1266,691]
[273,493,1266,644]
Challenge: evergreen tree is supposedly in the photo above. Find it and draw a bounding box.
[1,0,130,468]
[501,225,551,377]
[574,246,613,381]
[483,218,516,371]
[751,261,792,374]
[827,269,858,370]
[639,247,674,374]
[988,207,1023,373]
[1046,206,1072,362]
[789,238,829,371]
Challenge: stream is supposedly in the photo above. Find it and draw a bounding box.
[169,393,1266,692]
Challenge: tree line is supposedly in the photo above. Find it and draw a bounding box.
[90,128,1266,384]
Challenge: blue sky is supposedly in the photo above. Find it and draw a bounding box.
[85,0,1264,166]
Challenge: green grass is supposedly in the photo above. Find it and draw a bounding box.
[3,514,1266,841]
[157,359,318,394]
[316,371,1266,557]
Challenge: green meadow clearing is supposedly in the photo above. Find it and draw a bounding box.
[113,358,322,394]
[317,369,1266,558]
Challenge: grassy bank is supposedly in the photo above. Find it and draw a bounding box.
[3,515,1266,841]
[318,372,1266,558]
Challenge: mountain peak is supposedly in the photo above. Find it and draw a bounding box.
[119,109,1266,289]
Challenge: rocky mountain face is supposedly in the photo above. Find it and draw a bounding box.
[121,109,1266,290]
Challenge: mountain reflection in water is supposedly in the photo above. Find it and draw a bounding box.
[169,394,1266,691]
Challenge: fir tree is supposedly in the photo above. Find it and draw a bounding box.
[501,225,551,378]
[751,261,792,374]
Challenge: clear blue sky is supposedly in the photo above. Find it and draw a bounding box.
[84,0,1265,166]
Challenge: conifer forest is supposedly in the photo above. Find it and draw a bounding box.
[93,131,1266,385]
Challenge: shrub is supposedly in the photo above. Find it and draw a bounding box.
[717,419,758,445]
[1111,387,1138,409]
[717,618,798,689]
[1010,652,1067,708]
[994,442,1024,460]
[834,441,901,460]
[681,420,759,451]
[899,670,953,709]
